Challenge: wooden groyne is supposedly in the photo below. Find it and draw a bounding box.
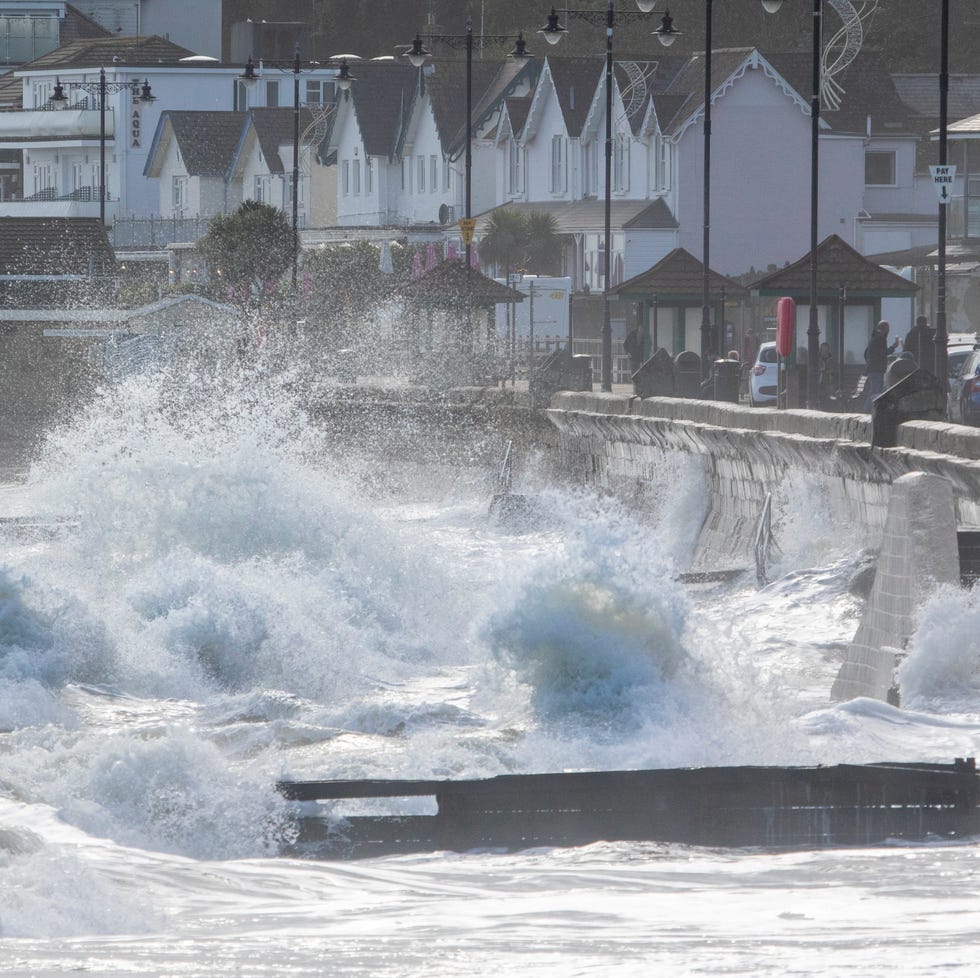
[277,758,980,859]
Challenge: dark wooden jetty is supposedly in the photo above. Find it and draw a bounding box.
[277,758,980,859]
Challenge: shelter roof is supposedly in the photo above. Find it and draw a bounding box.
[398,259,523,307]
[144,111,244,178]
[0,217,116,275]
[608,247,748,300]
[865,239,980,268]
[749,234,918,298]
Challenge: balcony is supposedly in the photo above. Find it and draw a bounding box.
[0,108,112,142]
[0,186,111,219]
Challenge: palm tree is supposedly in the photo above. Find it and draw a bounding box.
[523,212,562,276]
[477,208,526,279]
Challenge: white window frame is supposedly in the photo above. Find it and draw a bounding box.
[443,158,451,192]
[508,138,524,195]
[172,174,188,213]
[417,155,425,193]
[613,133,630,193]
[342,160,350,196]
[429,155,438,193]
[352,159,361,195]
[551,135,567,194]
[365,157,373,194]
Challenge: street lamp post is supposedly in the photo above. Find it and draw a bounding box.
[538,3,669,392]
[240,51,354,288]
[763,0,821,409]
[935,0,950,381]
[404,22,531,280]
[50,70,156,224]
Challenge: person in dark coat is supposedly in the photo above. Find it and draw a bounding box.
[624,326,643,375]
[864,320,899,411]
[817,341,838,410]
[904,315,936,374]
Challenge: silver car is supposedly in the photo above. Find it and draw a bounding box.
[750,341,777,406]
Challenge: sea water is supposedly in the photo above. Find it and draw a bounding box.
[1,367,980,977]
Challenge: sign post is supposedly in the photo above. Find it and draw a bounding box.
[929,164,957,205]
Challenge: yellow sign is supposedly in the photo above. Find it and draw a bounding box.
[459,217,477,246]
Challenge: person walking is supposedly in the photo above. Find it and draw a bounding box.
[904,315,936,374]
[864,320,899,411]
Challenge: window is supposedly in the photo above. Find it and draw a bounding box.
[401,157,407,191]
[306,79,336,105]
[0,14,59,64]
[172,175,188,214]
[32,80,51,109]
[33,163,53,194]
[254,174,272,203]
[70,161,84,192]
[265,80,280,107]
[655,135,671,191]
[342,160,350,196]
[508,138,524,195]
[365,158,373,194]
[613,134,630,192]
[352,159,361,195]
[417,155,425,192]
[583,141,598,196]
[551,135,567,193]
[430,155,438,193]
[233,79,248,112]
[443,158,451,192]
[865,151,896,186]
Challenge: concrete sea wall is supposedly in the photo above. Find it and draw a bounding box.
[547,392,980,571]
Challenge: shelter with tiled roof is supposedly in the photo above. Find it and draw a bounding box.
[608,247,748,359]
[750,234,918,372]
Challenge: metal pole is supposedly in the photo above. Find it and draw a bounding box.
[292,47,300,288]
[700,0,712,376]
[807,0,822,408]
[935,0,949,380]
[465,19,473,280]
[601,0,614,391]
[99,67,106,225]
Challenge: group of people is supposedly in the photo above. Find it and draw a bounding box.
[623,314,937,413]
[863,315,935,411]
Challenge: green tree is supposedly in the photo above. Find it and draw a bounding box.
[197,200,293,311]
[477,207,562,277]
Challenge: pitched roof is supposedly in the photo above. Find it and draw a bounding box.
[893,74,980,126]
[146,111,245,178]
[623,199,679,229]
[425,58,530,154]
[0,218,116,275]
[504,96,532,137]
[398,259,523,307]
[247,107,316,173]
[475,199,669,236]
[345,61,419,159]
[15,34,198,70]
[608,247,748,300]
[547,58,603,137]
[749,234,919,297]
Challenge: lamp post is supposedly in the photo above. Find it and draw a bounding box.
[538,3,670,392]
[50,70,156,224]
[404,22,531,281]
[763,0,821,409]
[934,0,950,381]
[240,50,354,288]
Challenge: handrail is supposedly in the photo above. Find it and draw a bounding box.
[754,491,776,586]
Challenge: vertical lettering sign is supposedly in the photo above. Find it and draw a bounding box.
[131,102,141,148]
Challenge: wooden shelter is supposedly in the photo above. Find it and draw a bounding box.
[607,248,749,360]
[396,259,523,386]
[750,234,919,375]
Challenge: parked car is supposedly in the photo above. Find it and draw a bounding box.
[750,341,777,405]
[955,348,980,425]
[947,343,976,421]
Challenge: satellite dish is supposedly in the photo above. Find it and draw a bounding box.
[438,203,450,225]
